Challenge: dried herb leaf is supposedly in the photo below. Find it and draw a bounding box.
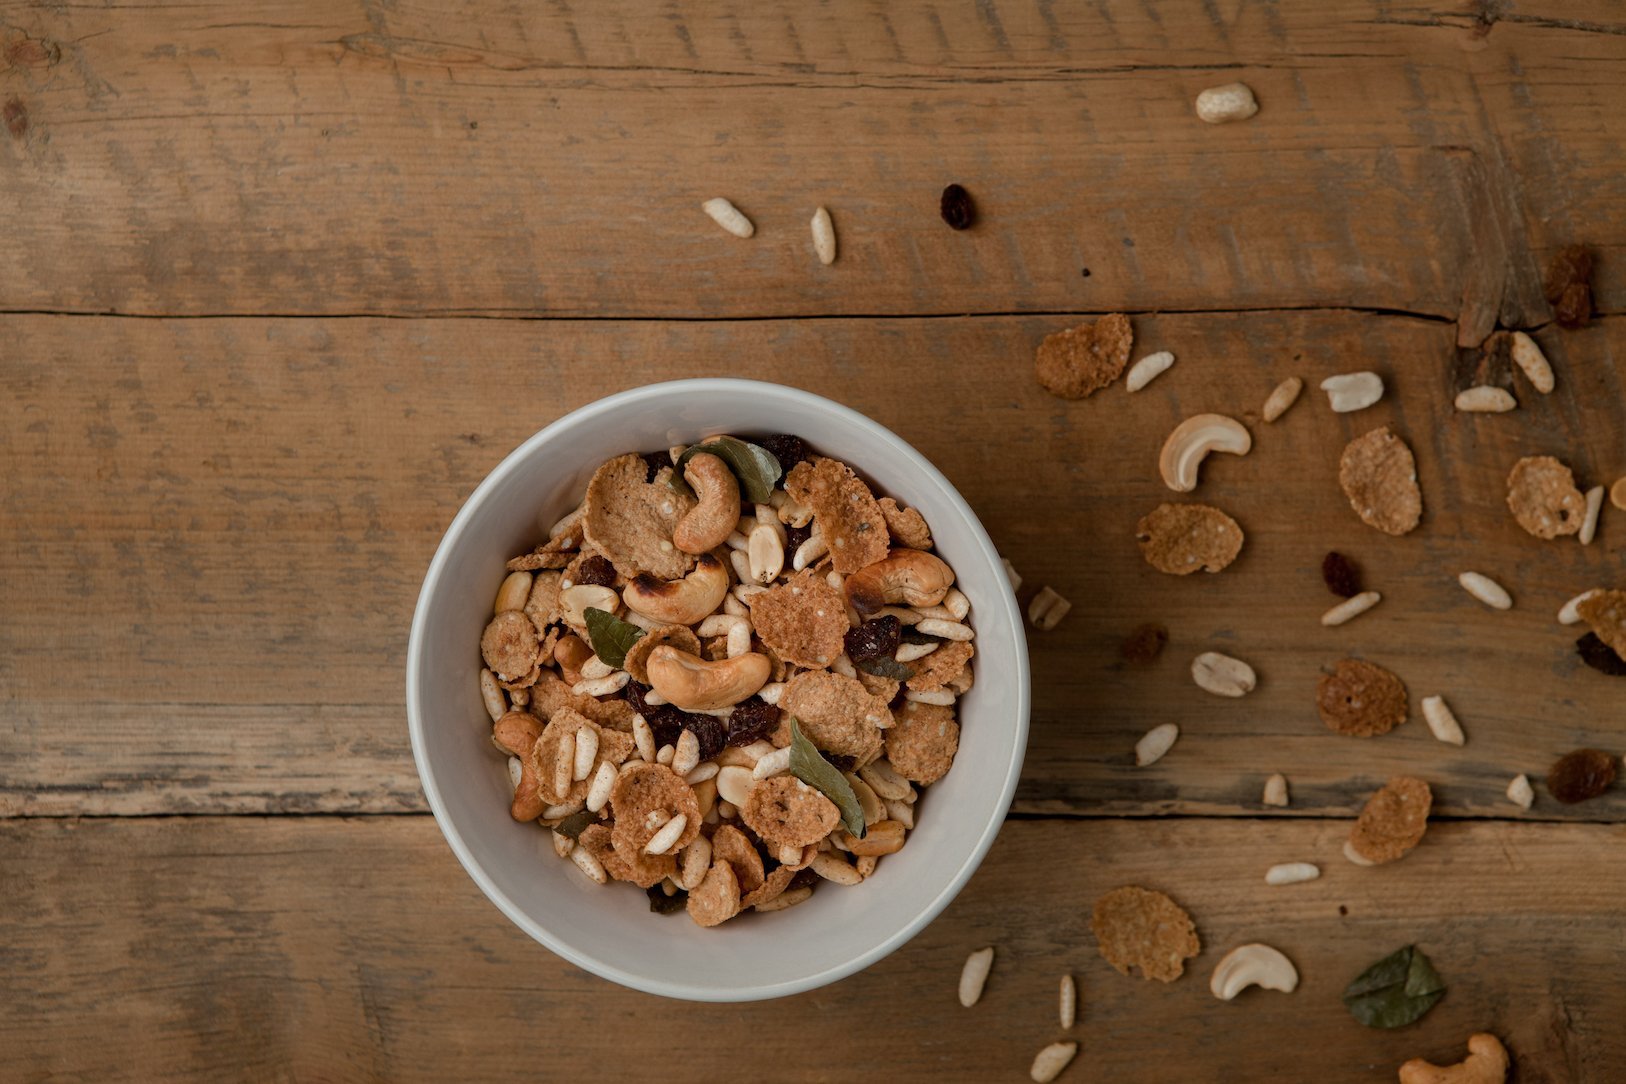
[554,809,597,840]
[786,718,865,838]
[855,656,916,681]
[646,884,688,915]
[668,436,782,504]
[584,607,644,670]
[1342,945,1445,1029]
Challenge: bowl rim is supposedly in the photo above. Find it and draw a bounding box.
[406,377,1030,1001]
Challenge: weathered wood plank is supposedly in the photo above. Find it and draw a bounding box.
[0,0,1619,317]
[3,312,1622,818]
[2,816,1618,1081]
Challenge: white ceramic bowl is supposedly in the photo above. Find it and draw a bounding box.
[407,378,1029,1001]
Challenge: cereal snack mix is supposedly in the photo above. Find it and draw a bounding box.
[1091,885,1201,982]
[474,435,975,926]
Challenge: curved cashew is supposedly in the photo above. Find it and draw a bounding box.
[672,453,741,554]
[843,548,955,615]
[622,554,730,626]
[1159,413,1252,492]
[1398,1034,1509,1084]
[1209,943,1299,1000]
[645,645,770,711]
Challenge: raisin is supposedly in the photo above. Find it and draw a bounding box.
[646,884,688,915]
[788,867,820,891]
[784,521,813,554]
[640,450,670,483]
[1120,623,1168,665]
[1547,748,1618,804]
[821,751,857,773]
[572,554,617,588]
[686,713,728,761]
[726,697,782,747]
[624,682,721,753]
[844,615,901,663]
[756,434,811,483]
[1544,244,1594,329]
[1321,552,1363,598]
[940,183,976,230]
[1577,632,1626,676]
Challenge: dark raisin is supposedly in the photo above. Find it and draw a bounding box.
[1547,748,1618,804]
[756,434,811,483]
[686,713,728,761]
[646,884,688,915]
[784,521,813,554]
[844,615,901,663]
[887,683,909,712]
[940,183,975,230]
[821,751,857,773]
[624,681,657,713]
[640,451,670,483]
[1544,244,1594,329]
[1120,623,1169,665]
[1577,633,1626,676]
[572,554,617,588]
[1322,552,1363,598]
[727,697,782,746]
[788,867,820,891]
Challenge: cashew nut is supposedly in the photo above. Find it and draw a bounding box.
[645,645,770,711]
[1158,413,1252,492]
[622,554,730,626]
[672,453,741,555]
[1398,1033,1509,1084]
[843,548,955,615]
[1209,943,1299,1000]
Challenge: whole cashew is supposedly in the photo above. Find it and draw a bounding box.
[843,548,955,615]
[490,711,545,820]
[645,645,770,711]
[1397,1033,1509,1084]
[672,453,741,555]
[623,554,730,626]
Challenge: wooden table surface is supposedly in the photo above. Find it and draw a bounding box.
[4,2,1623,1080]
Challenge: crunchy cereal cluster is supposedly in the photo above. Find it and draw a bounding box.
[476,436,974,926]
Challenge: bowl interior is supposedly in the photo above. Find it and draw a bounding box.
[407,379,1029,1001]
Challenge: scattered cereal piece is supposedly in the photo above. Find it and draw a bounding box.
[581,453,697,580]
[1158,413,1252,492]
[1027,586,1072,630]
[959,946,995,1007]
[701,197,754,238]
[810,205,837,265]
[1612,477,1626,513]
[1120,623,1168,665]
[1135,502,1244,575]
[739,865,797,910]
[621,623,702,685]
[1191,651,1256,697]
[1125,350,1175,392]
[1398,1033,1509,1084]
[1261,376,1303,422]
[1347,776,1432,865]
[1029,1041,1079,1084]
[1506,774,1534,811]
[1339,427,1422,536]
[1034,313,1133,400]
[1135,723,1179,766]
[1002,557,1022,592]
[1322,591,1381,627]
[1580,485,1604,545]
[481,610,541,683]
[1194,81,1258,123]
[1091,885,1201,983]
[1454,386,1517,413]
[1458,571,1512,610]
[709,823,765,894]
[686,859,742,927]
[1320,371,1384,413]
[1547,748,1617,804]
[906,640,974,692]
[1420,695,1466,746]
[885,700,960,785]
[783,457,890,574]
[1058,974,1077,1029]
[1506,455,1586,539]
[1510,331,1555,393]
[1558,589,1600,626]
[1265,862,1319,886]
[781,669,890,762]
[1263,773,1289,807]
[747,569,849,668]
[1317,658,1408,737]
[740,775,841,849]
[1576,590,1626,662]
[1544,244,1594,328]
[878,497,933,550]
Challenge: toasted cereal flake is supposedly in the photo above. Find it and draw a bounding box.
[1090,885,1201,983]
[1348,776,1432,864]
[686,859,742,927]
[739,864,797,910]
[1576,589,1626,663]
[621,623,702,685]
[958,946,995,1007]
[781,669,890,762]
[1317,658,1408,737]
[530,671,637,731]
[523,569,564,629]
[884,700,960,785]
[481,610,541,682]
[1339,427,1422,536]
[747,569,849,668]
[1506,773,1535,810]
[609,761,701,860]
[708,823,766,894]
[878,497,933,550]
[1506,455,1586,539]
[1034,313,1133,400]
[906,640,974,692]
[740,775,841,850]
[1030,1041,1079,1084]
[783,457,891,574]
[581,453,697,580]
[1135,502,1244,575]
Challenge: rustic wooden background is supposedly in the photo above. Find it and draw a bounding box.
[4,1,1623,1080]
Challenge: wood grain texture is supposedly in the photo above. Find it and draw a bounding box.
[4,312,1622,818]
[4,815,1620,1082]
[0,0,1620,318]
